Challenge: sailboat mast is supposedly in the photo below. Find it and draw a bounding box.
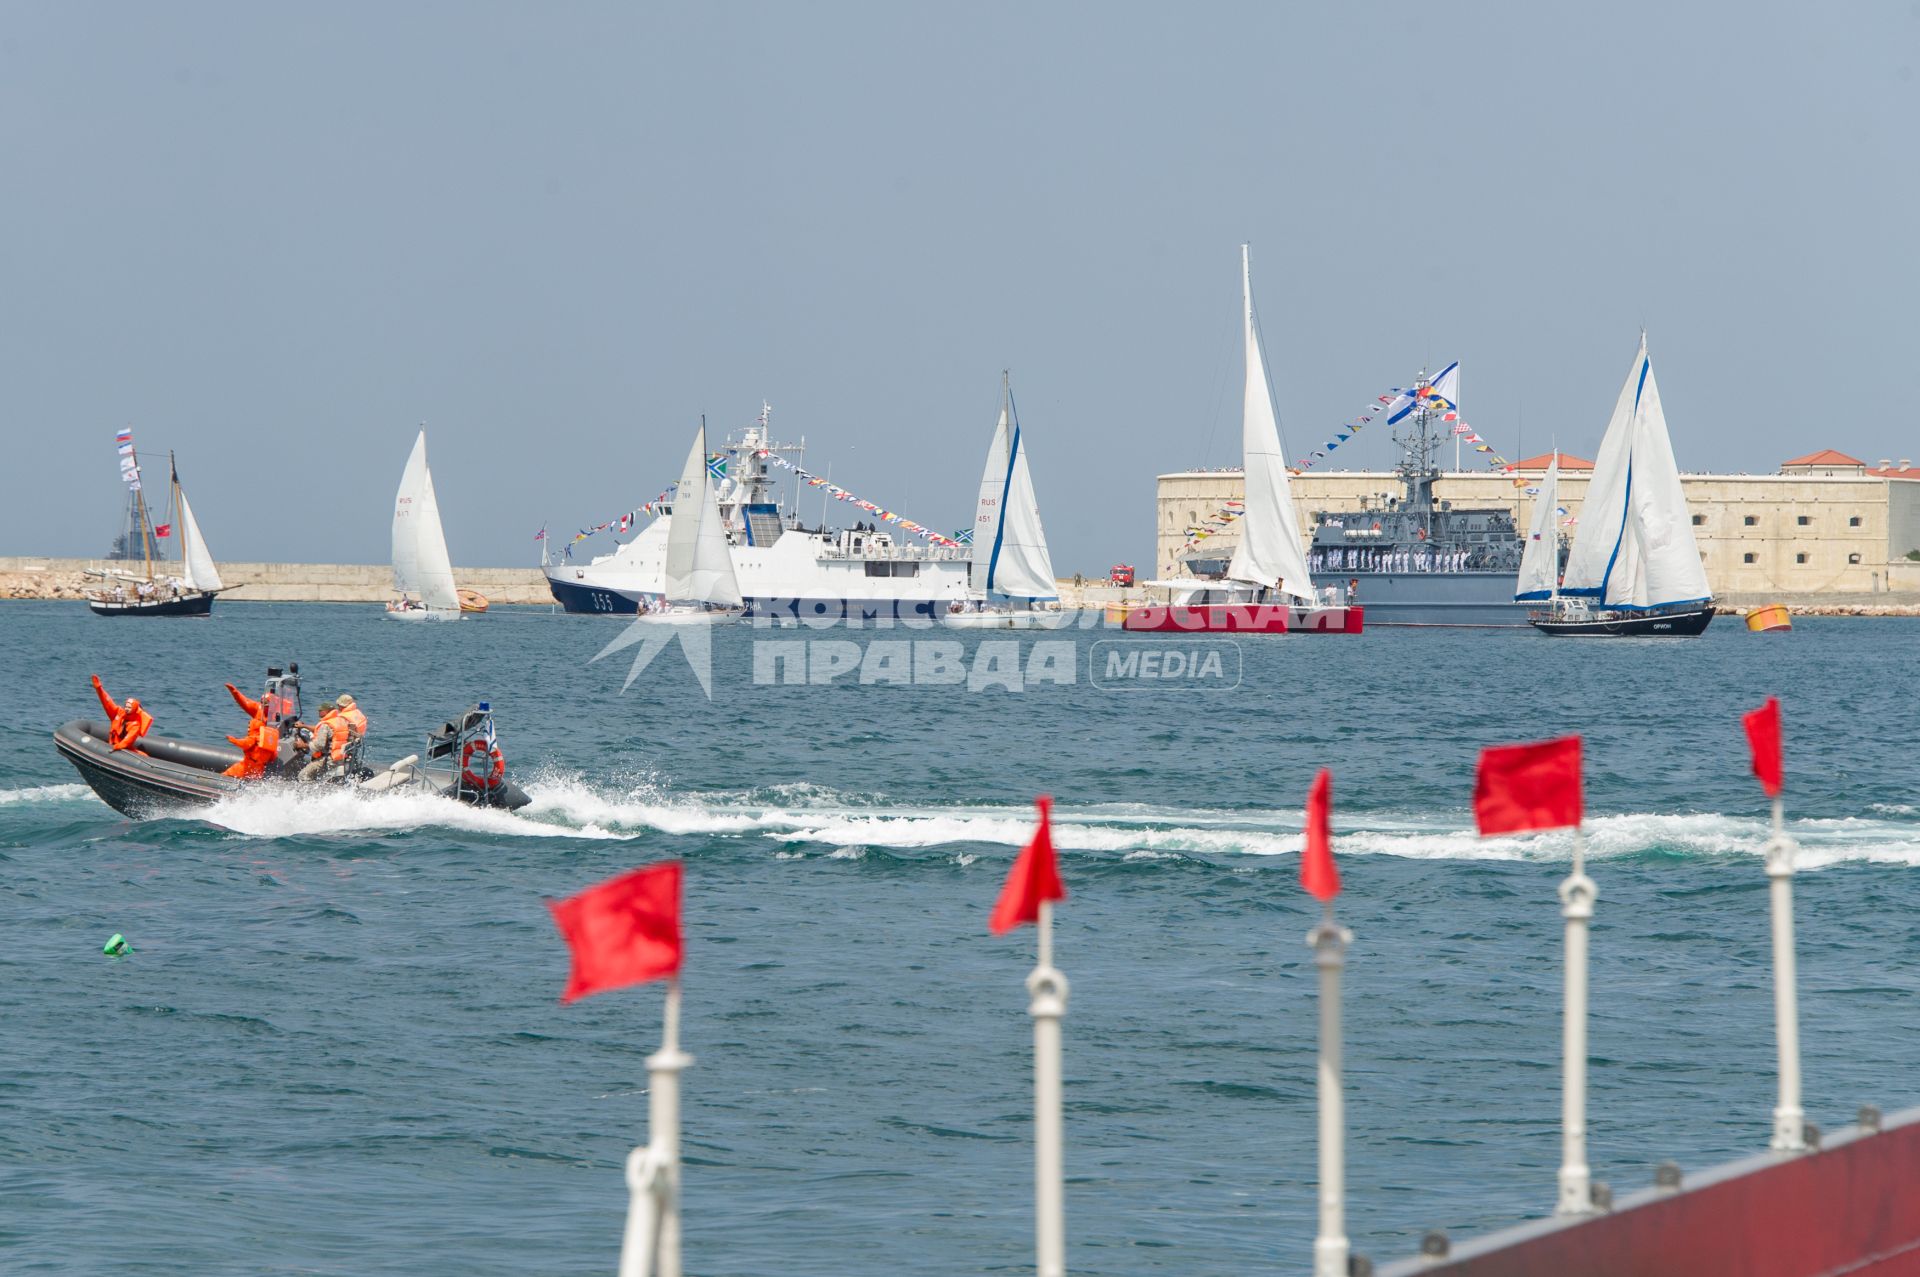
[1549,447,1560,603]
[131,442,155,580]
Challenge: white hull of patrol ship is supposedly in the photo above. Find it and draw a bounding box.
[545,416,975,622]
[547,519,974,621]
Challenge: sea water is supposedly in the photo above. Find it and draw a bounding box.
[1,601,1916,1274]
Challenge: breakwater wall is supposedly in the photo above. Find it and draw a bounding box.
[0,557,554,605]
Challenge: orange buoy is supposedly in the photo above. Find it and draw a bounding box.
[457,589,490,613]
[1745,604,1792,633]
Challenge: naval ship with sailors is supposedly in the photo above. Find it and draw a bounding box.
[544,413,974,621]
[1181,368,1540,627]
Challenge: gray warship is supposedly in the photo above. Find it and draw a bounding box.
[1184,370,1537,626]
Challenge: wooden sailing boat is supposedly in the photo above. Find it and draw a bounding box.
[641,419,745,622]
[1531,334,1715,636]
[387,429,464,622]
[88,436,225,617]
[946,373,1060,628]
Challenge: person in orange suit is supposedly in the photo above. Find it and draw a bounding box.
[91,675,153,752]
[222,681,281,780]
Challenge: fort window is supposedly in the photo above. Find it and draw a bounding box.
[1691,514,1706,526]
[1795,552,1810,564]
[1743,552,1757,564]
[1848,552,1863,565]
[1743,515,1759,526]
[1796,515,1812,526]
[1849,516,1863,527]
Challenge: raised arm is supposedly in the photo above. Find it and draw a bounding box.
[225,682,263,717]
[92,674,120,718]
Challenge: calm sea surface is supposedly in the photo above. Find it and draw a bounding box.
[2,601,1917,1274]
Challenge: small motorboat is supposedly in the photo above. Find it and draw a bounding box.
[55,701,532,818]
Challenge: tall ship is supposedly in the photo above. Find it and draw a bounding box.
[87,430,225,618]
[543,411,974,619]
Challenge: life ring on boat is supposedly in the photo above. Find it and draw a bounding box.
[461,739,506,789]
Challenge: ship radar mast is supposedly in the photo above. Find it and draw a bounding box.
[1389,368,1443,533]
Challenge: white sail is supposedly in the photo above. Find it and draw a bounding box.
[1225,244,1315,601]
[1622,355,1712,607]
[1560,335,1711,609]
[1514,452,1560,601]
[392,430,460,612]
[175,485,224,592]
[970,382,1057,599]
[665,424,744,607]
[1559,341,1643,598]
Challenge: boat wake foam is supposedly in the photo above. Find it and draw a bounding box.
[199,781,633,841]
[0,783,95,807]
[484,774,1920,869]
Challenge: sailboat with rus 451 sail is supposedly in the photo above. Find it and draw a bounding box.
[1530,333,1715,637]
[88,432,225,617]
[1123,244,1362,635]
[387,429,463,622]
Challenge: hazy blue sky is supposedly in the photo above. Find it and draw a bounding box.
[4,2,1915,573]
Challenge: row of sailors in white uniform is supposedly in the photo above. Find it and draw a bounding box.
[1309,548,1478,573]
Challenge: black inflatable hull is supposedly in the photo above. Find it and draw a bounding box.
[1530,605,1716,637]
[53,720,531,818]
[88,593,216,617]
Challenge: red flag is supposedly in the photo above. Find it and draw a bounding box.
[153,524,172,537]
[1474,736,1583,835]
[1301,768,1339,901]
[990,795,1066,935]
[548,861,683,1002]
[1743,697,1783,797]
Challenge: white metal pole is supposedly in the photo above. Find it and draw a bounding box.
[1766,795,1807,1151]
[1310,906,1353,1277]
[1027,901,1069,1277]
[1556,827,1597,1215]
[619,981,695,1277]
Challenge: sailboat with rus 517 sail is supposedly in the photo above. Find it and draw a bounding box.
[387,429,463,622]
[1530,333,1715,637]
[88,433,226,617]
[637,419,746,623]
[946,373,1062,628]
[1124,244,1362,634]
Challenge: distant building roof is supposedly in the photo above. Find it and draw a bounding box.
[1781,449,1866,468]
[1868,461,1920,480]
[1512,453,1594,470]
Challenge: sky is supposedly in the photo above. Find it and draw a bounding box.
[3,2,1915,574]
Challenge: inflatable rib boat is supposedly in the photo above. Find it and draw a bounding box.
[55,703,532,818]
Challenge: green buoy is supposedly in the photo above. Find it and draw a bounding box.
[103,933,129,956]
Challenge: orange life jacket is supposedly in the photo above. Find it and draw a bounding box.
[109,705,153,751]
[337,705,367,754]
[317,710,348,762]
[223,715,279,780]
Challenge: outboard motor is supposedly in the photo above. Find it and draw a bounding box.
[426,702,511,805]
